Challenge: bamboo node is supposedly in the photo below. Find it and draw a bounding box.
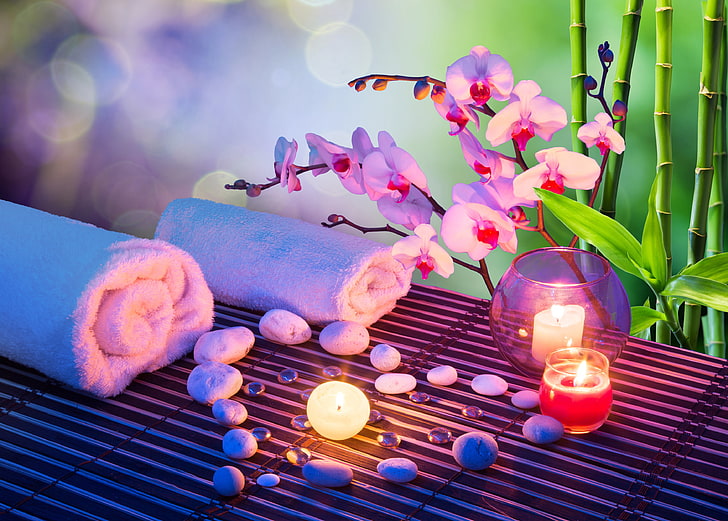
[695,167,713,174]
[570,73,587,79]
[657,161,673,167]
[704,15,725,22]
[699,84,718,98]
[653,111,671,116]
[655,62,673,68]
[569,22,587,28]
[688,228,707,238]
[655,6,673,12]
[614,79,630,85]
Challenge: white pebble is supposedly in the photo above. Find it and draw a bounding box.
[523,415,564,444]
[377,458,418,483]
[194,327,255,364]
[256,473,280,488]
[319,321,370,355]
[259,309,312,345]
[471,374,508,396]
[222,429,258,459]
[452,432,499,470]
[370,343,401,372]
[213,466,245,496]
[187,361,243,405]
[511,390,540,410]
[212,399,248,426]
[375,373,417,394]
[427,365,458,386]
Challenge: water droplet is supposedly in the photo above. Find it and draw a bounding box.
[368,410,383,424]
[322,366,343,378]
[377,431,401,448]
[300,388,313,401]
[251,427,271,442]
[278,368,299,384]
[409,392,430,404]
[461,405,483,418]
[291,415,311,431]
[243,382,266,396]
[427,427,453,445]
[285,446,311,466]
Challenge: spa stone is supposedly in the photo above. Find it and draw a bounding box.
[471,374,508,396]
[452,431,499,470]
[375,373,417,394]
[377,458,418,483]
[256,473,280,488]
[213,465,245,496]
[212,398,248,426]
[511,390,540,410]
[302,460,353,488]
[259,309,312,345]
[187,361,243,405]
[427,365,458,386]
[222,429,258,459]
[522,415,565,444]
[369,343,401,372]
[194,327,255,365]
[319,321,370,355]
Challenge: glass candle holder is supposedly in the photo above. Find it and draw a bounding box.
[489,247,630,377]
[539,347,613,434]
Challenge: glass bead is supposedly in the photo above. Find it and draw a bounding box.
[322,366,343,378]
[409,392,431,404]
[300,388,313,401]
[367,409,383,424]
[251,427,271,442]
[243,382,266,397]
[278,368,299,384]
[427,427,453,445]
[285,447,311,466]
[461,405,483,418]
[291,415,311,431]
[377,431,401,448]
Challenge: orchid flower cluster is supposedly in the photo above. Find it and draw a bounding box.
[228,43,626,293]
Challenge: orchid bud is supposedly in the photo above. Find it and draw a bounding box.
[413,80,430,100]
[354,80,366,92]
[372,79,388,91]
[612,100,627,117]
[584,75,598,91]
[602,49,614,63]
[430,85,446,104]
[246,184,262,197]
[327,214,344,223]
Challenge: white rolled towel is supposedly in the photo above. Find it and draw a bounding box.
[0,200,214,397]
[154,198,412,326]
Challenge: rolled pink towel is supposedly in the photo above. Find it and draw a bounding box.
[0,200,214,397]
[155,198,412,326]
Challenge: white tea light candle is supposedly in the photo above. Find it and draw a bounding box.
[532,304,585,363]
[306,381,370,440]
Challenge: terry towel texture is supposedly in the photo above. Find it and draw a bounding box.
[0,200,214,397]
[155,198,412,326]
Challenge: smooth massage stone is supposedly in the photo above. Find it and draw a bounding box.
[259,309,312,345]
[427,365,458,386]
[522,415,565,444]
[377,458,418,483]
[213,466,245,496]
[319,321,370,355]
[471,374,508,396]
[511,390,540,410]
[369,343,401,372]
[222,429,258,459]
[452,431,499,470]
[212,398,248,426]
[302,460,353,488]
[193,327,255,364]
[375,373,417,394]
[187,361,243,404]
[256,473,280,488]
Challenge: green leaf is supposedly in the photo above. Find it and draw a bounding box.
[662,275,728,312]
[678,252,728,283]
[641,176,668,289]
[536,189,643,279]
[630,305,666,336]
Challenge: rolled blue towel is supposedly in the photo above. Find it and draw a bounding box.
[155,198,412,326]
[0,200,214,397]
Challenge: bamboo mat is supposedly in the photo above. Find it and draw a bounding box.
[1,284,726,521]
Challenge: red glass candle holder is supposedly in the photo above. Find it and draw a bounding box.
[539,347,613,434]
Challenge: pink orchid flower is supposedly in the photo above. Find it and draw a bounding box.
[445,46,514,107]
[486,80,567,151]
[305,133,366,195]
[577,112,626,155]
[458,128,515,181]
[391,224,454,279]
[441,202,517,260]
[434,90,480,136]
[452,178,535,228]
[377,187,433,230]
[512,146,601,200]
[273,136,301,192]
[361,131,430,202]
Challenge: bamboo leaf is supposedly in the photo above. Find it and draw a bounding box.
[663,275,728,312]
[678,252,728,282]
[641,176,668,289]
[630,305,666,336]
[536,189,643,279]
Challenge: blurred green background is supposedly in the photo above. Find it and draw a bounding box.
[0,0,709,304]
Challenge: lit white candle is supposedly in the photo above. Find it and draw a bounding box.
[532,304,585,363]
[306,381,370,440]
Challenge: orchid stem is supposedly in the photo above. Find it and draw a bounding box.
[478,259,495,295]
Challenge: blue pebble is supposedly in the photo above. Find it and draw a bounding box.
[523,415,565,444]
[452,431,498,470]
[377,457,418,483]
[302,460,353,487]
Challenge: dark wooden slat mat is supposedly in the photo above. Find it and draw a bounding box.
[1,284,726,521]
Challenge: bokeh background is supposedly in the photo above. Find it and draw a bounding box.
[0,0,709,302]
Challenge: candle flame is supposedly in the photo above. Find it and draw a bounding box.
[574,360,588,387]
[551,304,565,323]
[335,392,344,412]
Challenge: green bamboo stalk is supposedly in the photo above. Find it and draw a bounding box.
[654,1,673,345]
[599,0,644,220]
[684,0,725,349]
[705,10,726,358]
[569,0,590,223]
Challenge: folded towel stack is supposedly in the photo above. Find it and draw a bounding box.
[155,198,412,326]
[0,200,214,397]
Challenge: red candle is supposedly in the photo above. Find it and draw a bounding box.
[539,347,612,434]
